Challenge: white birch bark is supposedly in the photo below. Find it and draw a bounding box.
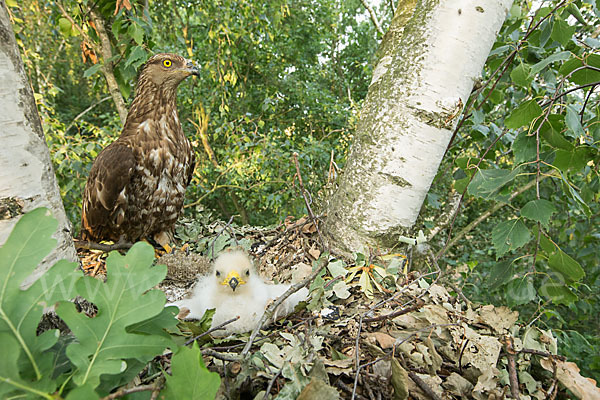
[325,0,512,252]
[0,3,77,282]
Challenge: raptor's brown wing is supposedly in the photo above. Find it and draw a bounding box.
[80,143,136,241]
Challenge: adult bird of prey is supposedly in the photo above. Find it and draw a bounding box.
[80,53,198,251]
[171,250,308,336]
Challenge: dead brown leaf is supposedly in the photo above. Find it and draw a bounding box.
[114,0,132,15]
[540,358,600,400]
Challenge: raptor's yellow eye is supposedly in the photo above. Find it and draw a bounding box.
[163,59,172,68]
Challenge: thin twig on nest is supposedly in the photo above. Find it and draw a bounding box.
[184,316,240,345]
[292,152,326,250]
[503,335,521,400]
[99,384,156,400]
[241,257,327,356]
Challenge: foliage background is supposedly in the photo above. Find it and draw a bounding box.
[9,0,600,382]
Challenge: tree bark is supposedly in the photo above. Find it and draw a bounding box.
[324,0,512,253]
[89,9,128,124]
[0,2,78,283]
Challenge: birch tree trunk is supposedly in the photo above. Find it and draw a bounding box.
[324,0,512,253]
[0,3,77,282]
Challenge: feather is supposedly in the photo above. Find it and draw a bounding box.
[80,53,199,247]
[171,250,308,336]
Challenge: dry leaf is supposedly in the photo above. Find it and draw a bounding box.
[302,221,317,234]
[114,0,132,15]
[540,358,600,400]
[366,331,396,349]
[308,245,321,260]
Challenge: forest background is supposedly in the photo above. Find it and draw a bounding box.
[7,0,600,381]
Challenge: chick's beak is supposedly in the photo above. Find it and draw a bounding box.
[221,271,246,292]
[185,59,200,76]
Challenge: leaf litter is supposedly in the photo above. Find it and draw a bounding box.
[69,214,600,399]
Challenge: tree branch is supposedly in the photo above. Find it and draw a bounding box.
[360,0,384,35]
[89,8,128,124]
[436,176,549,259]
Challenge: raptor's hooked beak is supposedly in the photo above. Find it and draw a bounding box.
[185,59,200,76]
[221,271,246,292]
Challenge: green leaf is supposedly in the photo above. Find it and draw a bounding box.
[530,51,571,75]
[566,4,586,26]
[538,282,577,306]
[128,23,144,46]
[125,46,148,69]
[83,64,103,78]
[558,54,600,85]
[512,132,537,164]
[539,114,573,150]
[468,167,521,201]
[550,18,576,46]
[565,106,584,137]
[326,260,347,278]
[520,199,557,228]
[553,147,591,172]
[560,175,591,217]
[56,242,171,389]
[548,249,585,282]
[505,100,542,129]
[489,260,516,289]
[163,342,221,399]
[492,218,531,258]
[539,234,556,254]
[58,17,72,37]
[510,63,532,87]
[506,278,536,306]
[0,208,81,398]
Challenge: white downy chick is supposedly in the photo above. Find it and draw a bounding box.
[172,250,308,335]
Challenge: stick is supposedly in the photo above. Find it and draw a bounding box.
[503,336,521,400]
[201,349,240,362]
[99,384,155,400]
[241,257,327,356]
[263,366,283,400]
[362,299,424,323]
[184,316,240,345]
[210,215,235,259]
[407,371,442,400]
[292,152,326,249]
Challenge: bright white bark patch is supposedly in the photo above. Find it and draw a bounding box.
[325,0,512,252]
[0,5,77,283]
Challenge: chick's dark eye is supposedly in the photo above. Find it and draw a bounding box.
[216,271,221,277]
[245,270,250,276]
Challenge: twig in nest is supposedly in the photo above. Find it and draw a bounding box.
[362,298,424,323]
[519,348,565,360]
[263,365,283,400]
[201,349,241,362]
[407,370,442,400]
[241,257,328,356]
[256,218,315,256]
[336,380,369,400]
[351,323,459,400]
[99,384,156,400]
[75,239,133,252]
[292,152,326,250]
[149,376,164,400]
[184,316,240,345]
[502,335,521,400]
[210,215,235,259]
